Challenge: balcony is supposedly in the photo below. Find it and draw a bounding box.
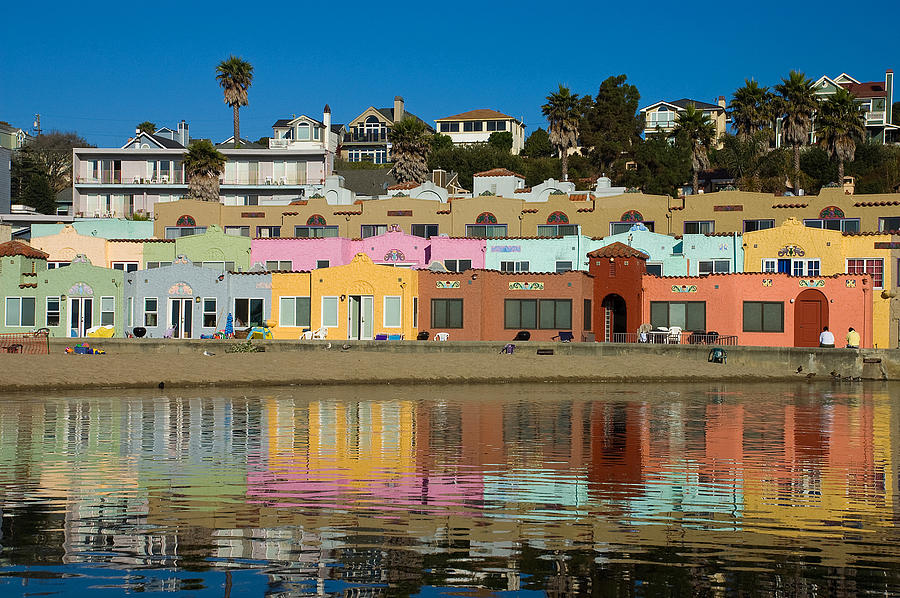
[76,175,185,185]
[343,131,388,144]
[866,111,886,126]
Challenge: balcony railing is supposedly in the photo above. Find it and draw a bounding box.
[76,175,185,185]
[866,111,886,125]
[344,131,388,143]
[611,332,738,345]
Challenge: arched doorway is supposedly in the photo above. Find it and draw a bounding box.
[601,294,627,342]
[794,289,829,347]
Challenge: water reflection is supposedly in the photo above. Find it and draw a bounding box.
[0,383,898,596]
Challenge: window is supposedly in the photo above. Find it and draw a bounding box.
[610,221,654,235]
[762,259,776,273]
[439,122,460,132]
[165,226,206,238]
[144,298,158,327]
[500,261,529,272]
[847,258,884,288]
[5,297,36,327]
[412,224,439,238]
[744,219,775,232]
[743,301,784,333]
[650,301,706,331]
[279,296,311,328]
[112,262,138,272]
[383,296,402,328]
[699,259,730,275]
[361,224,387,238]
[46,297,61,327]
[203,299,217,327]
[146,261,172,269]
[294,225,339,238]
[126,297,133,328]
[684,221,714,235]
[431,298,463,328]
[463,121,483,132]
[256,226,281,238]
[100,296,115,326]
[201,261,236,274]
[444,259,472,272]
[321,296,339,327]
[316,260,330,269]
[413,297,418,328]
[266,260,292,271]
[225,226,250,237]
[486,120,507,131]
[556,261,573,273]
[879,217,900,233]
[234,298,265,327]
[465,224,507,238]
[538,224,579,236]
[646,263,663,276]
[805,218,860,233]
[297,122,310,140]
[505,299,572,330]
[47,262,70,269]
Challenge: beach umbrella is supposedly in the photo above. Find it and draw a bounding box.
[225,313,234,336]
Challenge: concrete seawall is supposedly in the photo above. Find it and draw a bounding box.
[0,339,884,393]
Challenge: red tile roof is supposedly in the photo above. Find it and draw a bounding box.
[587,242,649,260]
[839,81,887,98]
[289,199,308,205]
[514,187,532,193]
[0,241,48,259]
[107,238,174,243]
[569,193,590,201]
[387,182,419,190]
[521,208,539,213]
[772,203,809,208]
[473,168,525,179]
[854,200,900,207]
[333,210,362,216]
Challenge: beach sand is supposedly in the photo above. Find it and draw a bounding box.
[0,348,801,392]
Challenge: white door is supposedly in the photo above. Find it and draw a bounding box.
[68,297,93,337]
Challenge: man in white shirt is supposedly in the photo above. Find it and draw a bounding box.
[819,326,835,348]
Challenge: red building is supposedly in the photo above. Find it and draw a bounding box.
[587,242,648,342]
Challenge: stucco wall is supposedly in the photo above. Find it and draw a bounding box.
[428,237,486,269]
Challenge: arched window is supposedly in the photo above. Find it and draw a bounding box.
[547,211,569,224]
[307,214,326,226]
[297,122,310,141]
[476,212,498,224]
[176,215,196,227]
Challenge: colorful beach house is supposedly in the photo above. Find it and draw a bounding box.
[31,225,146,271]
[0,241,124,337]
[743,218,897,348]
[124,256,272,338]
[427,237,486,272]
[270,253,417,340]
[141,225,252,272]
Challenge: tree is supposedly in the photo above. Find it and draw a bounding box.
[775,70,818,194]
[579,75,643,173]
[817,87,866,183]
[215,55,254,149]
[730,79,774,139]
[16,131,91,194]
[541,85,584,180]
[256,136,270,147]
[137,121,157,135]
[673,103,716,194]
[488,131,513,152]
[20,171,56,214]
[893,102,900,125]
[522,128,552,158]
[429,144,525,189]
[714,132,770,191]
[183,140,227,202]
[388,117,432,184]
[623,137,690,197]
[431,133,454,151]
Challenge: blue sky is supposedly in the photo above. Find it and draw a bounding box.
[1,0,893,147]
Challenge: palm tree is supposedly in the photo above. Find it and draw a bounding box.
[184,140,227,202]
[136,121,157,135]
[388,117,433,184]
[541,85,583,180]
[730,79,775,139]
[215,56,254,149]
[775,70,818,194]
[673,103,716,195]
[717,132,770,191]
[817,88,866,184]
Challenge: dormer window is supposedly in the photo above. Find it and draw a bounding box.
[297,122,310,140]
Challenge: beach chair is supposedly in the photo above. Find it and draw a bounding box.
[552,331,574,342]
[434,332,450,341]
[301,327,328,340]
[374,334,388,341]
[387,334,404,341]
[667,326,683,344]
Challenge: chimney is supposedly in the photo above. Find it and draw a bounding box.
[178,120,189,146]
[135,127,141,136]
[886,70,894,126]
[323,104,331,136]
[394,96,405,123]
[717,95,726,109]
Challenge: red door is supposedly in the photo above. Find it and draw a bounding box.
[794,289,828,347]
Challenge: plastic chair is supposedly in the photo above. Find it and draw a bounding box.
[374,334,388,341]
[301,327,328,340]
[667,326,683,344]
[434,332,450,341]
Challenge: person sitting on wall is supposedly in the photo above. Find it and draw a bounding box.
[846,327,861,349]
[819,326,835,348]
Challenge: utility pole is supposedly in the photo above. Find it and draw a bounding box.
[32,114,41,137]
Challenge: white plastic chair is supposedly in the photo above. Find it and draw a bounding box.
[301,327,328,340]
[667,326,683,344]
[434,332,450,341]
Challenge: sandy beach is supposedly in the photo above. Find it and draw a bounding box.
[0,347,817,392]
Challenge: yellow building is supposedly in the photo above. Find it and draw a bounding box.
[743,218,899,348]
[271,253,418,340]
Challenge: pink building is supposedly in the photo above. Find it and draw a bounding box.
[641,272,874,348]
[428,236,486,272]
[251,229,433,270]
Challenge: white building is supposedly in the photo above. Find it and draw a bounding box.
[434,109,526,154]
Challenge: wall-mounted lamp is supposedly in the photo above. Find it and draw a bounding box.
[471,273,478,280]
[789,299,794,303]
[340,294,346,301]
[195,296,202,303]
[609,258,615,263]
[217,274,225,282]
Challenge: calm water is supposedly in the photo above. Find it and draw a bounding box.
[0,382,898,597]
